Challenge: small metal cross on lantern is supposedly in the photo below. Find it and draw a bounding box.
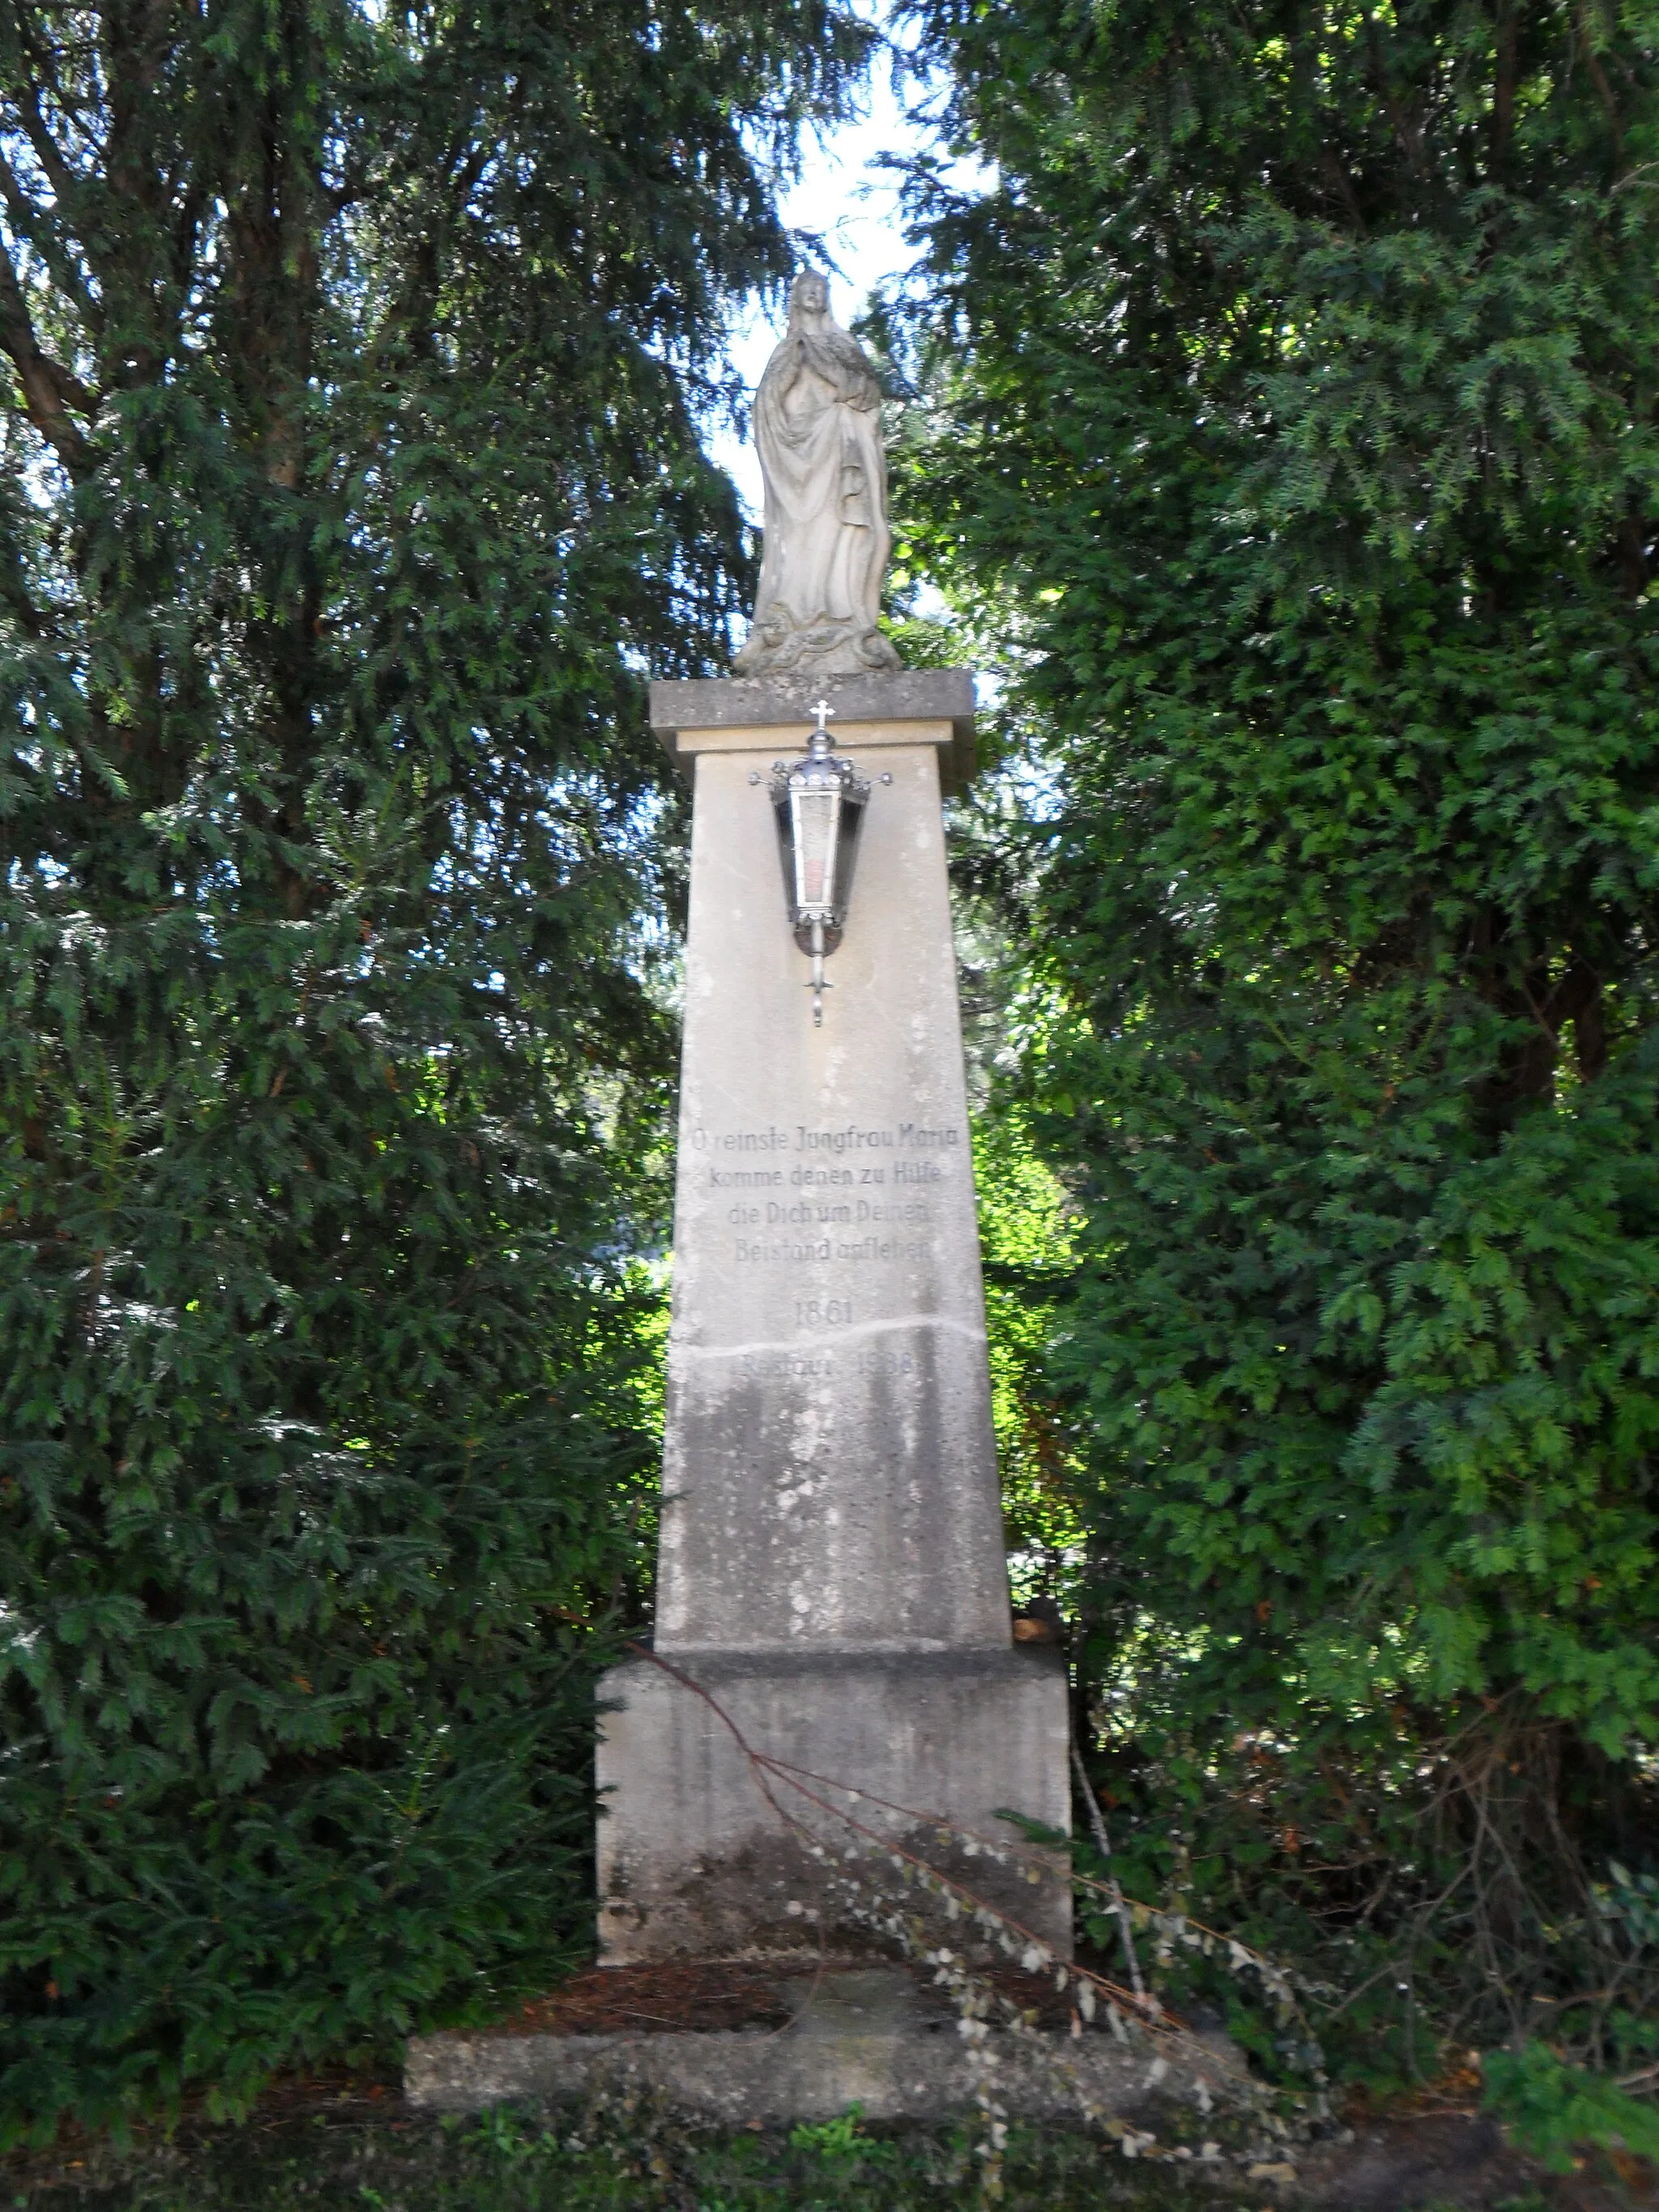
[770,699,872,1025]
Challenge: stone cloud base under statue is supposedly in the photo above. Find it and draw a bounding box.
[595,1649,1073,1963]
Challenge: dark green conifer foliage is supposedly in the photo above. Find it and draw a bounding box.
[0,0,868,2138]
[898,0,1659,2058]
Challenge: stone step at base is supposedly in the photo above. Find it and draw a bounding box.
[404,1967,1235,2132]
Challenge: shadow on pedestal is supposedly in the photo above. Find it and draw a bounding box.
[595,1646,1073,1965]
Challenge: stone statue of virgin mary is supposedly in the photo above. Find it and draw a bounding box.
[733,269,902,678]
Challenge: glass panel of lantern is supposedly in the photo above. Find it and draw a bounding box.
[791,777,839,916]
[829,775,866,927]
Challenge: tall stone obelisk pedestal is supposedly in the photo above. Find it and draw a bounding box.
[596,670,1071,1963]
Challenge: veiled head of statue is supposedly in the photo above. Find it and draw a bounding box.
[788,268,831,326]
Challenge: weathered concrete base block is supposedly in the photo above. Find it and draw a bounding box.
[406,1969,1184,2127]
[597,1651,1072,1963]
[404,2024,1166,2129]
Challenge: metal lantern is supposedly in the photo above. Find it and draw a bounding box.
[769,700,871,1025]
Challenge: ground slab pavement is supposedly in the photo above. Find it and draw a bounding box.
[402,1960,1654,2210]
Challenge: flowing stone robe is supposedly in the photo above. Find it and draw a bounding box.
[734,272,902,679]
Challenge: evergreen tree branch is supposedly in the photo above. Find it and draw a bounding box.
[0,238,91,467]
[1494,0,1517,166]
[1576,0,1626,164]
[893,0,1659,2085]
[0,143,98,327]
[0,0,879,2137]
[5,42,94,214]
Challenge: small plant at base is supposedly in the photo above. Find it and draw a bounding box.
[788,2103,895,2167]
[467,2106,549,2162]
[574,2083,704,2210]
[1482,2042,1659,2175]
